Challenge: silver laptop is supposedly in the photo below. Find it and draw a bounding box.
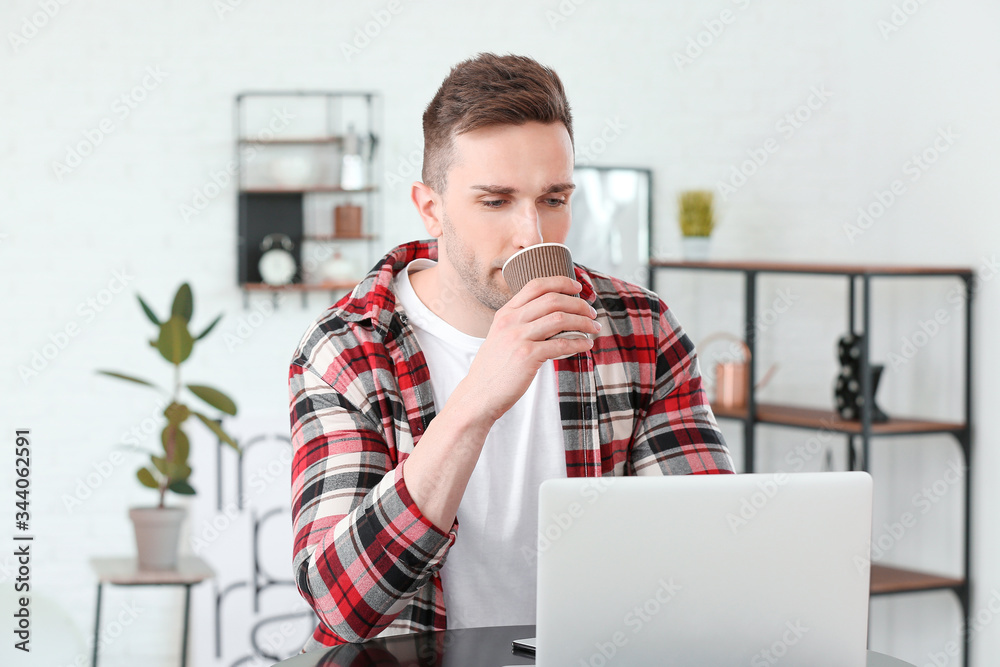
[528,472,873,666]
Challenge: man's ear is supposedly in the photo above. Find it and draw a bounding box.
[411,181,443,238]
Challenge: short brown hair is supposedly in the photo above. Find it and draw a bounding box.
[421,53,574,193]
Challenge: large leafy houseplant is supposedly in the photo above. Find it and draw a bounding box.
[99,283,240,505]
[97,284,239,569]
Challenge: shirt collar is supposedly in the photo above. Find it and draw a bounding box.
[339,239,598,335]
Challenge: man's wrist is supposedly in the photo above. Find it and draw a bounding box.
[447,378,500,431]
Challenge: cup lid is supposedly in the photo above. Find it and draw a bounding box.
[501,242,572,273]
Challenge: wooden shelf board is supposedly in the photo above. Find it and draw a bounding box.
[238,137,344,145]
[711,404,750,421]
[241,186,377,194]
[710,402,963,435]
[870,564,963,595]
[242,281,359,292]
[303,234,378,242]
[650,259,971,277]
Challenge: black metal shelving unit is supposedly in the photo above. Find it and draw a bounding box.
[651,259,974,667]
[235,91,382,309]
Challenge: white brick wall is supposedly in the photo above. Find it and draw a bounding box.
[1,1,998,666]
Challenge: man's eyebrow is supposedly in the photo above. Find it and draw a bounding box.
[470,182,576,195]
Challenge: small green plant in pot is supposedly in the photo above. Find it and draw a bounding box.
[678,189,715,260]
[98,283,239,570]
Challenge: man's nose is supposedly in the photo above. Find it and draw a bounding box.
[513,202,543,249]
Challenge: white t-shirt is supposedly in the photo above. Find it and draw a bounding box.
[393,258,567,629]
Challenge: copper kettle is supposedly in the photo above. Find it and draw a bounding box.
[698,332,778,410]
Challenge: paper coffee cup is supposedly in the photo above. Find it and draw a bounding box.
[502,242,576,294]
[502,243,592,345]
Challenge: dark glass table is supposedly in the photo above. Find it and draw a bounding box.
[274,624,917,666]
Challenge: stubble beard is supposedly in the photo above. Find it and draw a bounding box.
[440,210,510,312]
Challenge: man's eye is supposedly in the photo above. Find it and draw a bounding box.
[545,198,568,207]
[482,200,506,209]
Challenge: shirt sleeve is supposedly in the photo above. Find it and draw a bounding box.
[289,361,457,643]
[629,299,737,475]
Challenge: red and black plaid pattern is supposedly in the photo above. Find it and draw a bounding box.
[289,239,734,652]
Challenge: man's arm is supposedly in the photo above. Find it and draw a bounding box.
[290,362,462,643]
[629,298,736,475]
[290,275,600,642]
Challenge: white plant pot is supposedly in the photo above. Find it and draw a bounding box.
[681,236,712,261]
[129,506,186,571]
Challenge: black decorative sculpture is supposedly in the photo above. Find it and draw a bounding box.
[834,333,889,422]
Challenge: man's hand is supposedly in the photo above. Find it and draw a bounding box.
[403,275,598,532]
[462,275,600,422]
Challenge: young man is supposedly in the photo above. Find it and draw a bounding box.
[289,53,734,652]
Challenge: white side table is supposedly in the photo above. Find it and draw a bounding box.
[90,556,215,667]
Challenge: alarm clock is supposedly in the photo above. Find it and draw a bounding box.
[258,233,297,286]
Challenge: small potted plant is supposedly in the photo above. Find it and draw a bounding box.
[678,189,715,260]
[98,283,239,570]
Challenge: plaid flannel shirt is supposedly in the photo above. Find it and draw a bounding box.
[289,239,734,652]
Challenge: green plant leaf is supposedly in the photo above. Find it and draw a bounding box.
[187,385,237,416]
[152,455,191,481]
[192,411,239,452]
[137,467,159,489]
[152,455,168,476]
[160,423,190,463]
[156,315,194,365]
[137,294,161,326]
[173,426,190,464]
[171,283,193,322]
[195,314,223,341]
[96,370,161,390]
[163,402,191,425]
[169,462,192,480]
[168,480,196,495]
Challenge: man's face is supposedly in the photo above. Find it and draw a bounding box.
[435,121,575,311]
